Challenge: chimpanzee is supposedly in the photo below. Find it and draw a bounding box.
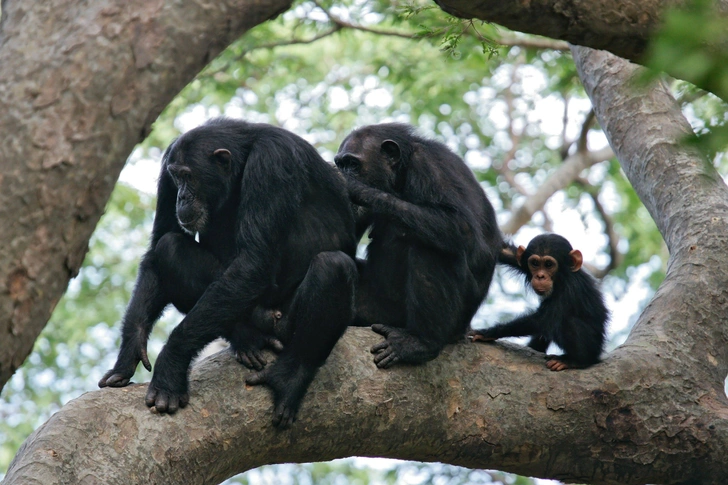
[468,233,609,371]
[98,118,357,428]
[334,123,503,368]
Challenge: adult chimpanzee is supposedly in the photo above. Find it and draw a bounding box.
[334,123,502,368]
[468,234,609,371]
[98,118,357,428]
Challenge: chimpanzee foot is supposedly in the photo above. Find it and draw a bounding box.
[98,368,135,388]
[370,324,439,368]
[99,340,152,388]
[246,362,316,428]
[145,382,189,414]
[545,357,570,371]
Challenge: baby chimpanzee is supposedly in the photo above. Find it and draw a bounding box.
[468,233,609,371]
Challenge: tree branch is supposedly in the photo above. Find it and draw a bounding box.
[434,0,728,103]
[5,328,728,485]
[576,180,622,279]
[500,145,614,235]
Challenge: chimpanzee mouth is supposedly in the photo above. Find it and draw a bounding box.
[177,219,199,235]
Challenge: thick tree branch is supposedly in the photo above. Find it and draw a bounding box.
[434,0,728,102]
[5,328,728,485]
[0,0,292,392]
[434,0,728,62]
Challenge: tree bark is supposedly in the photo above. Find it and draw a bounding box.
[434,0,728,102]
[0,0,292,392]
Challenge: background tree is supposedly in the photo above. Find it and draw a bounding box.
[2,1,728,484]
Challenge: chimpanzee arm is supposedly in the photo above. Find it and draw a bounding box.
[469,312,542,341]
[498,241,524,272]
[99,168,182,388]
[145,139,306,412]
[344,175,465,254]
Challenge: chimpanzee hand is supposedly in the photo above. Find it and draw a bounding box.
[98,330,152,388]
[370,324,439,368]
[229,325,284,371]
[466,328,497,343]
[342,173,380,208]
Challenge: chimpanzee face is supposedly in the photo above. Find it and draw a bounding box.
[516,235,583,298]
[523,250,559,297]
[335,130,402,192]
[164,136,232,235]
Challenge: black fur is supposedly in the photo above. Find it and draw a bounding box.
[471,234,609,370]
[335,123,503,368]
[99,118,357,427]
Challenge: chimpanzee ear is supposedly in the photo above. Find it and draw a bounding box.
[380,139,401,166]
[516,245,526,266]
[212,148,232,166]
[569,249,583,272]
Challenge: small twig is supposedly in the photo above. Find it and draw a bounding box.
[576,179,622,279]
[313,0,415,39]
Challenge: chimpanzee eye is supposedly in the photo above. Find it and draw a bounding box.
[544,260,554,268]
[336,155,361,173]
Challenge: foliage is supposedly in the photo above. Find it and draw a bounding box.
[645,0,728,156]
[226,459,536,485]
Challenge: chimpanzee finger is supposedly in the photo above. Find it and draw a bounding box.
[467,333,495,343]
[546,359,568,371]
[274,403,295,429]
[99,371,131,388]
[250,350,267,369]
[246,368,270,386]
[234,351,253,369]
[266,337,284,353]
[141,348,152,372]
[165,394,180,414]
[371,340,390,354]
[235,350,266,370]
[371,324,393,337]
[374,349,398,368]
[145,386,158,408]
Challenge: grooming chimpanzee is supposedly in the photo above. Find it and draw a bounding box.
[99,118,357,427]
[334,123,502,368]
[468,234,609,371]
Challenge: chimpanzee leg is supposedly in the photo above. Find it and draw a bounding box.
[370,247,466,368]
[527,335,550,353]
[351,258,405,328]
[246,251,356,428]
[547,317,602,371]
[99,233,222,388]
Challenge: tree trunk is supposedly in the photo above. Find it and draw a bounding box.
[0,0,292,392]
